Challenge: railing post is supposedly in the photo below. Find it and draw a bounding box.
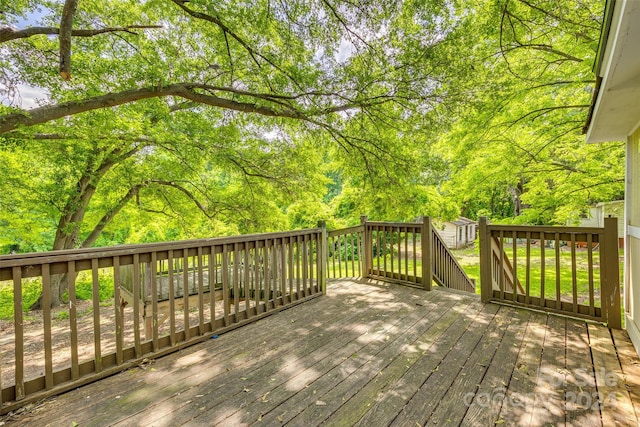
[479,217,492,302]
[421,216,432,291]
[601,217,621,329]
[318,220,328,295]
[360,215,370,279]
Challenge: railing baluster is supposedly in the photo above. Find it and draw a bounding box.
[498,231,505,300]
[280,238,287,301]
[13,266,24,400]
[245,243,252,314]
[233,242,240,316]
[182,251,190,340]
[389,227,394,278]
[376,226,381,274]
[302,235,308,297]
[587,234,595,317]
[113,256,124,364]
[168,250,176,345]
[133,253,142,355]
[555,232,561,310]
[208,247,215,332]
[288,238,294,298]
[222,244,231,324]
[296,236,301,298]
[68,261,79,380]
[331,236,336,279]
[540,233,546,309]
[151,252,159,351]
[525,232,531,305]
[197,247,205,335]
[512,230,517,303]
[404,227,409,282]
[413,230,417,282]
[571,234,578,314]
[349,233,356,277]
[42,264,53,390]
[91,258,102,372]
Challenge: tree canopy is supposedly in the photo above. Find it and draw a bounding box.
[0,0,622,264]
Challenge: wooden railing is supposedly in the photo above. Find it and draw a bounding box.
[328,225,364,278]
[329,217,475,293]
[432,228,476,293]
[0,227,327,414]
[479,217,621,328]
[365,221,428,288]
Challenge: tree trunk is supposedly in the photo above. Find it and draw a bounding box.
[29,274,67,310]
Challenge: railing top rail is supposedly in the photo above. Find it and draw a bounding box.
[487,224,604,235]
[365,221,422,229]
[431,228,475,292]
[0,227,322,268]
[328,225,364,237]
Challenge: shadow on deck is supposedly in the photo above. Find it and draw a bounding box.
[3,279,640,426]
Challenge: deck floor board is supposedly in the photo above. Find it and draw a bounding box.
[3,279,639,427]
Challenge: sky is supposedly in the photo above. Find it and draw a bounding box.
[2,8,50,109]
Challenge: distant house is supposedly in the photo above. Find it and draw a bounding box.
[577,200,624,247]
[435,217,476,249]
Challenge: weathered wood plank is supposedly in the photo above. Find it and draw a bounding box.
[423,305,519,426]
[254,292,458,426]
[74,281,399,426]
[458,307,530,426]
[612,329,640,423]
[565,320,602,427]
[305,298,484,426]
[494,310,547,426]
[387,302,500,426]
[200,287,457,426]
[527,314,566,426]
[588,323,637,426]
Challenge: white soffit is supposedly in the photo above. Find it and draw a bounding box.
[587,0,640,143]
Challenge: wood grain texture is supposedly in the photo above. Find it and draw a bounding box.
[3,280,638,427]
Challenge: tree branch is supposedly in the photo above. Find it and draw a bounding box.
[0,83,313,134]
[150,180,216,219]
[169,0,302,90]
[0,25,163,43]
[59,0,79,80]
[81,183,146,248]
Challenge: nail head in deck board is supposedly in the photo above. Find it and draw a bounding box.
[588,323,637,426]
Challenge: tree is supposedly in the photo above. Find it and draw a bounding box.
[433,0,624,224]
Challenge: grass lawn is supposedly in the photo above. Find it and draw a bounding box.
[451,245,624,305]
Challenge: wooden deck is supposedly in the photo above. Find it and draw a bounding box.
[3,279,640,426]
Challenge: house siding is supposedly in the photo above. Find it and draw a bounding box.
[626,128,640,355]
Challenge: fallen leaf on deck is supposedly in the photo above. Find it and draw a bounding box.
[315,400,327,406]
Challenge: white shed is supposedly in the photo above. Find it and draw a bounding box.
[435,217,476,249]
